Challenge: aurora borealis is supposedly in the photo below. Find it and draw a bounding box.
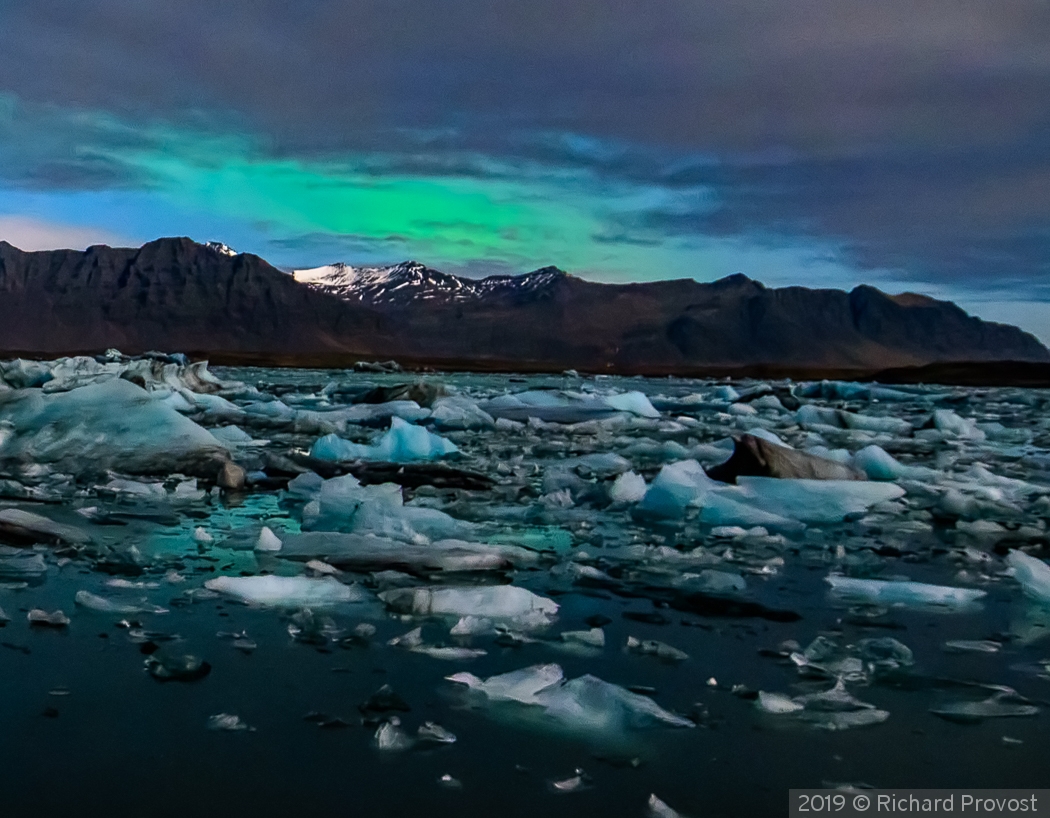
[1,1,1048,340]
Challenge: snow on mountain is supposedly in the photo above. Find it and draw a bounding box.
[292,260,566,307]
[205,241,239,257]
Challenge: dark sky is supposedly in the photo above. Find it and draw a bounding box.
[1,1,1048,335]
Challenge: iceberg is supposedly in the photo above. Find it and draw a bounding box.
[852,445,913,481]
[204,575,371,607]
[447,663,693,733]
[0,508,92,545]
[729,477,904,523]
[930,690,1039,723]
[480,390,658,424]
[0,379,229,477]
[826,575,986,608]
[931,409,986,441]
[310,417,458,462]
[609,471,647,504]
[636,460,718,518]
[279,531,536,573]
[298,473,476,542]
[428,396,495,430]
[74,590,168,615]
[1006,550,1050,603]
[379,585,558,629]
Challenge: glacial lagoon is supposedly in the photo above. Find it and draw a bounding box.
[1,356,1049,817]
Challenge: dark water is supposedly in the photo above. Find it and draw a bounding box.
[1,368,1048,817]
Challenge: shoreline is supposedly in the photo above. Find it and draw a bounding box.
[2,348,1049,387]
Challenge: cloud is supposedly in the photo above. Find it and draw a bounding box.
[0,0,1048,299]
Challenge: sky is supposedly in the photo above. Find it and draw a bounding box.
[0,1,1048,341]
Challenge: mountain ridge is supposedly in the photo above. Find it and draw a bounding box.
[0,237,1046,376]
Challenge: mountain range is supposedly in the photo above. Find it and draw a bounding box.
[0,237,1046,379]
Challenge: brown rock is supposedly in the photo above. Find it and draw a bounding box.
[217,460,246,491]
[706,434,864,483]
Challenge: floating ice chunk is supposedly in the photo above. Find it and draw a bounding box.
[447,663,565,705]
[0,379,229,477]
[729,477,905,524]
[210,425,254,445]
[450,615,494,636]
[339,400,431,426]
[855,637,913,667]
[0,508,92,545]
[604,391,660,418]
[28,608,69,626]
[374,718,415,751]
[625,636,688,662]
[562,452,632,477]
[727,402,757,416]
[750,394,786,412]
[648,794,691,818]
[300,473,476,542]
[192,527,214,545]
[388,626,486,660]
[838,412,912,435]
[429,396,495,430]
[697,492,800,530]
[756,691,805,714]
[208,713,254,732]
[677,570,747,595]
[379,585,558,629]
[0,548,46,579]
[712,385,740,402]
[280,532,527,573]
[930,691,1039,723]
[448,663,692,732]
[548,770,591,794]
[74,590,167,615]
[561,628,606,648]
[102,478,168,498]
[931,409,986,441]
[1005,550,1050,603]
[254,526,283,552]
[480,389,656,424]
[636,460,718,518]
[417,721,457,744]
[310,417,459,463]
[0,358,53,389]
[826,575,986,608]
[145,652,211,682]
[204,575,370,607]
[745,427,790,448]
[609,470,646,501]
[852,445,912,481]
[943,640,1001,654]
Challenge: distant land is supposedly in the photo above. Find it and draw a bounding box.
[1,237,1048,385]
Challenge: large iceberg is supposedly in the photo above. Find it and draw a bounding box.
[0,379,229,476]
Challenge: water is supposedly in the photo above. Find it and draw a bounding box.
[1,366,1048,817]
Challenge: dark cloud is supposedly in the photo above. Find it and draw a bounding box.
[1,0,1048,294]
